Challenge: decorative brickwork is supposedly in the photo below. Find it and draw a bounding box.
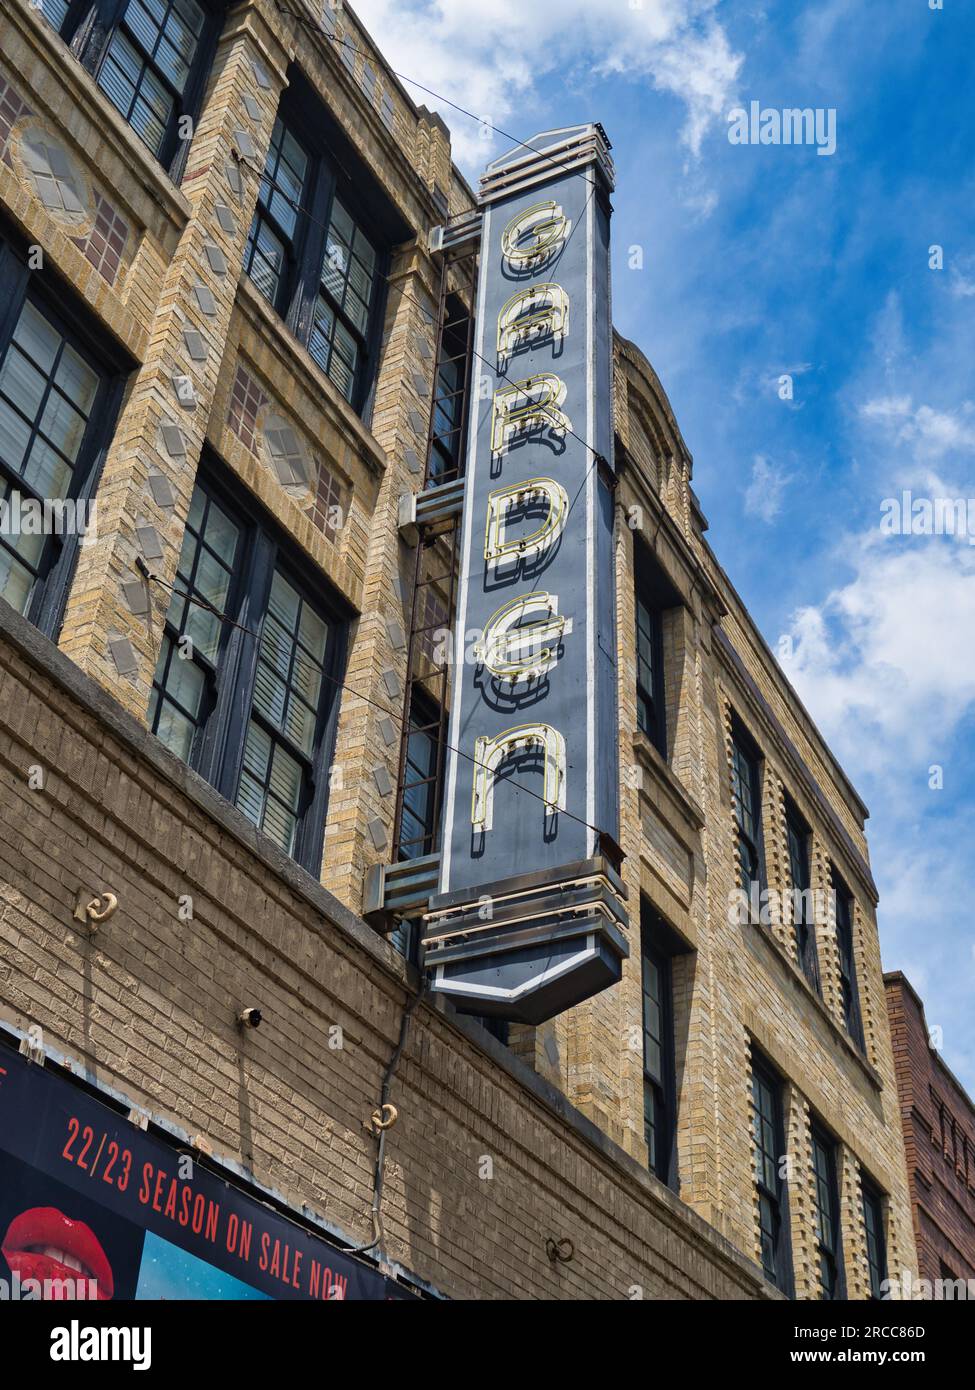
[227,362,268,453]
[72,191,128,285]
[0,0,920,1302]
[885,973,975,1287]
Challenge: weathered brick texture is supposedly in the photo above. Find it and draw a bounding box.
[885,973,975,1286]
[0,0,920,1299]
[0,605,770,1299]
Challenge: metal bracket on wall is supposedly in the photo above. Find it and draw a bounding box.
[397,477,466,543]
[363,854,441,933]
[428,209,483,255]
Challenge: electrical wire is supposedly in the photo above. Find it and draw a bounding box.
[137,563,611,842]
[272,3,606,203]
[234,153,609,473]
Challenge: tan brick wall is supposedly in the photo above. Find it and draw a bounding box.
[0,605,770,1300]
[0,0,919,1300]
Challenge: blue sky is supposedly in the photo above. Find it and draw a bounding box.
[355,0,975,1091]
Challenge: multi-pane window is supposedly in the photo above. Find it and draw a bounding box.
[97,0,207,157]
[242,84,392,415]
[45,1,219,173]
[0,237,123,635]
[244,117,308,308]
[147,463,344,874]
[388,692,442,964]
[149,486,239,760]
[635,596,665,754]
[312,201,378,402]
[397,695,441,861]
[641,924,674,1186]
[811,1126,843,1299]
[731,719,764,898]
[633,544,677,757]
[834,873,865,1049]
[429,296,471,483]
[237,570,330,857]
[751,1058,791,1292]
[785,800,820,991]
[861,1179,887,1299]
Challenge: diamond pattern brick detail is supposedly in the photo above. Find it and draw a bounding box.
[227,365,268,453]
[71,194,129,285]
[312,461,347,544]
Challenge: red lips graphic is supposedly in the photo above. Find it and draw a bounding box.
[2,1206,114,1299]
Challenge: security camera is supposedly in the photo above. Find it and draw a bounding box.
[237,1007,263,1029]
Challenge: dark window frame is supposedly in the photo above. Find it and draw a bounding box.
[396,685,442,864]
[633,541,680,758]
[0,229,129,639]
[832,868,865,1050]
[861,1176,887,1300]
[148,452,349,876]
[731,715,766,905]
[53,0,224,178]
[784,796,821,992]
[429,294,472,484]
[810,1122,845,1300]
[635,592,665,755]
[243,75,402,420]
[640,904,681,1190]
[751,1053,793,1295]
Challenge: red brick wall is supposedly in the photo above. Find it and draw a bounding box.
[884,973,975,1283]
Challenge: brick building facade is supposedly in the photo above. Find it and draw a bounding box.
[0,0,917,1299]
[885,972,975,1293]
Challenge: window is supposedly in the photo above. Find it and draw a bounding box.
[785,799,820,991]
[811,1125,844,1299]
[243,78,399,416]
[731,718,764,898]
[429,296,472,483]
[47,1,221,174]
[0,233,125,636]
[244,116,308,308]
[634,544,679,756]
[635,597,665,753]
[148,458,347,873]
[387,690,443,964]
[833,872,865,1049]
[396,691,442,862]
[861,1178,887,1299]
[641,910,677,1187]
[751,1057,792,1293]
[312,199,378,402]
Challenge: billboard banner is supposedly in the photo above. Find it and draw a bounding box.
[425,126,628,1024]
[0,1042,411,1301]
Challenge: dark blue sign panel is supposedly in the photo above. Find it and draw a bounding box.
[426,128,628,1023]
[0,1042,411,1301]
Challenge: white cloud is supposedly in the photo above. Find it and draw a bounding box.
[780,540,975,771]
[777,520,975,1088]
[744,453,791,522]
[948,255,975,299]
[860,395,975,461]
[351,0,742,167]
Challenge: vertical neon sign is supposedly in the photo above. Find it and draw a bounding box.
[424,127,628,1024]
